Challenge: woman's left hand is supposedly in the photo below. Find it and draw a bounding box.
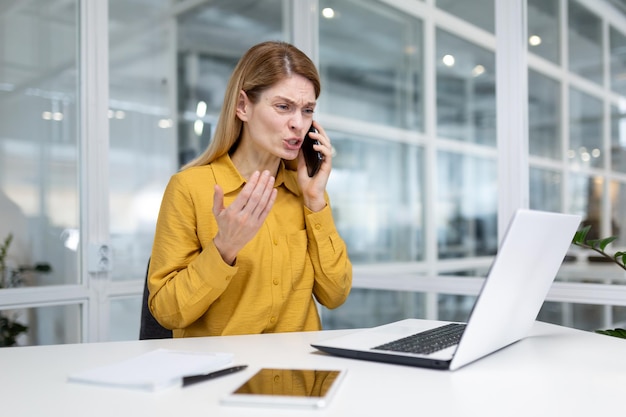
[297,121,332,212]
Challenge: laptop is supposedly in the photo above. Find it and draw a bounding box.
[311,209,581,371]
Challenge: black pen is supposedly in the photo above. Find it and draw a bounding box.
[182,365,248,387]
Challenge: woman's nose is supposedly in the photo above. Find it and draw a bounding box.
[290,115,305,133]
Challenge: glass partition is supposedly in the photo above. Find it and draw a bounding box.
[529,70,561,159]
[569,172,608,236]
[321,288,426,329]
[540,301,626,331]
[0,0,79,287]
[330,132,425,263]
[1,304,81,347]
[610,26,626,96]
[109,296,141,341]
[436,0,494,33]
[569,87,604,169]
[108,0,177,282]
[613,104,626,173]
[610,180,626,245]
[530,168,563,213]
[568,1,603,85]
[319,0,423,131]
[436,151,497,259]
[528,0,560,64]
[438,293,477,322]
[436,29,496,146]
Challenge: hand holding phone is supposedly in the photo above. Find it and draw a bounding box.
[301,126,324,177]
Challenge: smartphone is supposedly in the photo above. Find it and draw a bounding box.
[302,125,323,177]
[221,367,347,409]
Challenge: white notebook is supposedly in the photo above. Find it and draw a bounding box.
[68,349,234,391]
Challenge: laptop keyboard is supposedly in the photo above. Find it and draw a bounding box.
[372,323,466,355]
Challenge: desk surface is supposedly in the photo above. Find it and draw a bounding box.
[2,321,625,417]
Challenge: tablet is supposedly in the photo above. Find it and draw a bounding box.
[220,367,347,409]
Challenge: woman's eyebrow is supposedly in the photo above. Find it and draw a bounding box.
[273,95,316,107]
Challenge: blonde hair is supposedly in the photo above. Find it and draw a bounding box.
[182,41,321,169]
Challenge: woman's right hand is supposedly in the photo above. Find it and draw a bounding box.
[212,170,277,265]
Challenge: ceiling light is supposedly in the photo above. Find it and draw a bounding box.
[404,45,417,55]
[442,54,455,67]
[472,65,485,77]
[194,120,204,136]
[322,8,335,19]
[529,35,542,46]
[196,101,207,117]
[158,119,173,128]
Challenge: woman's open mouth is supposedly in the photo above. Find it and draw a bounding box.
[284,138,302,151]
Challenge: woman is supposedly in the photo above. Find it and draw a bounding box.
[148,41,352,337]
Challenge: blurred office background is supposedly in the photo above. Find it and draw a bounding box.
[1,0,626,345]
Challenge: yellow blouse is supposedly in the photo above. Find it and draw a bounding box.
[148,154,352,337]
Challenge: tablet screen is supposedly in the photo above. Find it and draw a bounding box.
[221,368,346,408]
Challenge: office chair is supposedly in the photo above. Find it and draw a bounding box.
[139,259,173,340]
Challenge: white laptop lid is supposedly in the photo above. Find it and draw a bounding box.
[449,209,581,369]
[312,209,582,370]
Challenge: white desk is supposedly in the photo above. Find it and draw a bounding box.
[2,321,625,416]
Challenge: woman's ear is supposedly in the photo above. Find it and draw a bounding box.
[236,90,249,121]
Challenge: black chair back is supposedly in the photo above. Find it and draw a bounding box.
[139,260,173,340]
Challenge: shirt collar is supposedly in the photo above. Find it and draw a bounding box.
[212,154,300,197]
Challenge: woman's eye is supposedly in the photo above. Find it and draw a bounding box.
[303,108,315,115]
[276,104,289,111]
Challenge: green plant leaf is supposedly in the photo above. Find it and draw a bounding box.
[596,328,626,339]
[574,226,626,271]
[573,225,591,244]
[598,236,617,251]
[586,239,600,249]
